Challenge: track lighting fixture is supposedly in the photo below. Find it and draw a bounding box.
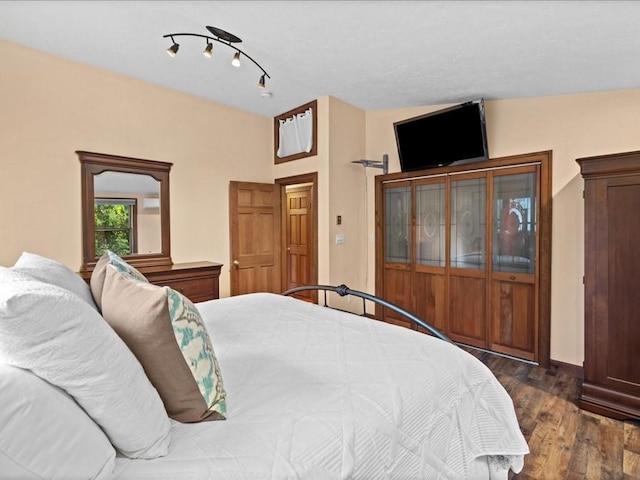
[166,37,179,57]
[203,41,213,58]
[231,51,241,67]
[163,25,270,90]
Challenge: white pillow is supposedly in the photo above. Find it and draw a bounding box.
[12,251,97,310]
[0,364,115,480]
[0,270,171,459]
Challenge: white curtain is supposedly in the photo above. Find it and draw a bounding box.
[277,108,313,158]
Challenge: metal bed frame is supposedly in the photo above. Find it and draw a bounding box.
[282,284,452,344]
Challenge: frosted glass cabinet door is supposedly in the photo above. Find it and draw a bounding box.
[415,182,445,267]
[492,172,536,274]
[450,177,487,269]
[384,186,411,264]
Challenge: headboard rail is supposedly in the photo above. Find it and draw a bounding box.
[282,284,452,344]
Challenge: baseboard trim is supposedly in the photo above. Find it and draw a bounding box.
[550,359,584,379]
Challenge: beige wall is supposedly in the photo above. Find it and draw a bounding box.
[137,196,162,254]
[5,40,640,367]
[273,97,367,313]
[0,41,272,298]
[365,90,640,366]
[327,97,367,313]
[137,213,162,254]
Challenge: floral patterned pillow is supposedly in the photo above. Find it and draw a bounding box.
[90,250,148,310]
[100,265,226,423]
[104,251,147,282]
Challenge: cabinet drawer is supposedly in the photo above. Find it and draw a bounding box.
[154,277,216,303]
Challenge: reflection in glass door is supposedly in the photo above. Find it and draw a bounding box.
[415,183,445,267]
[492,172,537,274]
[450,177,487,269]
[448,175,488,348]
[384,186,411,264]
[383,184,413,329]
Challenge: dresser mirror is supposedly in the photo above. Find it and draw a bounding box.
[78,151,173,272]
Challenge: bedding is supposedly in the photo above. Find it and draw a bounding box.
[0,267,171,460]
[0,364,115,480]
[0,250,528,479]
[12,251,98,309]
[113,292,529,480]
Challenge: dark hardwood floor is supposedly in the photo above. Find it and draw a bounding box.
[466,348,640,479]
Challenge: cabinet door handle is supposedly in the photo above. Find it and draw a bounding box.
[233,260,240,266]
[509,275,516,280]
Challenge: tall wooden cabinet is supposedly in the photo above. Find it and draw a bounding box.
[375,151,552,366]
[578,150,640,420]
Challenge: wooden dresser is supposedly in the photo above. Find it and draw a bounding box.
[141,261,223,303]
[81,261,223,304]
[577,150,640,420]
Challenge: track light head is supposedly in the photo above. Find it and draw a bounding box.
[231,51,241,67]
[166,38,179,57]
[258,74,266,88]
[203,42,213,57]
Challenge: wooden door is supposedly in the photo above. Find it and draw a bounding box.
[284,184,314,301]
[489,167,538,361]
[380,181,413,328]
[448,172,488,348]
[413,178,447,333]
[229,181,281,296]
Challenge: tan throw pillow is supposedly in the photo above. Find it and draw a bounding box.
[90,251,148,310]
[100,265,227,423]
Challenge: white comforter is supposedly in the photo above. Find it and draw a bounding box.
[113,293,528,480]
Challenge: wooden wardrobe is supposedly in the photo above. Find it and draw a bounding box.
[375,151,552,366]
[577,150,640,420]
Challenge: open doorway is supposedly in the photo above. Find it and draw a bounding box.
[276,173,318,302]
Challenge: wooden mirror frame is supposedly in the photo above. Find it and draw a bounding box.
[78,151,172,273]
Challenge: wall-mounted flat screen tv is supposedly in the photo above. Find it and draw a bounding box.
[394,99,489,172]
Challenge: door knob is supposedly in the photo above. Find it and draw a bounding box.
[233,260,240,266]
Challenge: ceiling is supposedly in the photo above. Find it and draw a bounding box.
[2,1,640,118]
[94,172,160,195]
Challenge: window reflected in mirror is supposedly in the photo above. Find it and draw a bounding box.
[94,198,137,256]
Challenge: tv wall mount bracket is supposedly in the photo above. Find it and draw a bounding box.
[351,154,389,175]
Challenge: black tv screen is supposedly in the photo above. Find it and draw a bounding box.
[394,99,489,172]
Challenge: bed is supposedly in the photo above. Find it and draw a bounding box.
[0,252,529,480]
